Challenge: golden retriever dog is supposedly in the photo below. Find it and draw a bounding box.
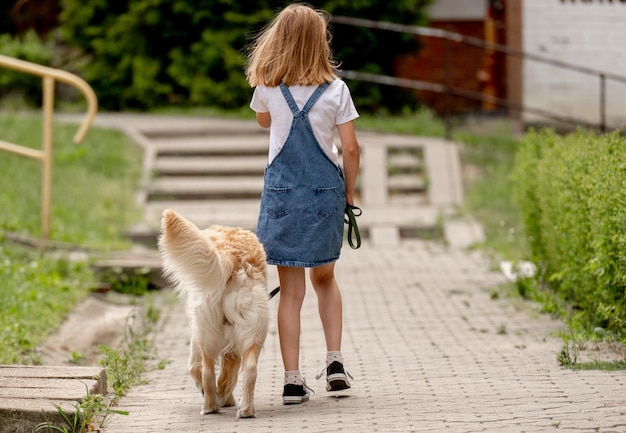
[158,209,269,418]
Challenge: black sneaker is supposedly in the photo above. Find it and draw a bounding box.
[324,361,352,392]
[282,383,311,405]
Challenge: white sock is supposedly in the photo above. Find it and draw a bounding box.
[284,370,304,386]
[326,351,343,366]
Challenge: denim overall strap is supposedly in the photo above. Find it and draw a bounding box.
[301,82,330,115]
[279,82,331,117]
[279,83,300,116]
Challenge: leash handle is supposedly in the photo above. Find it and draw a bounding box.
[344,204,362,249]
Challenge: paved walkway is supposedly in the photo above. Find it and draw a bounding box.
[85,114,626,433]
[103,241,625,433]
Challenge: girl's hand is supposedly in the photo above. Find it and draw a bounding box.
[345,193,355,207]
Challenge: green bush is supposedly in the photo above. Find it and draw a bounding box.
[58,0,432,111]
[512,128,626,336]
[0,31,52,107]
[59,0,267,110]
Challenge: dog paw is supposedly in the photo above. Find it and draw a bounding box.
[236,408,256,419]
[201,406,220,415]
[220,394,236,407]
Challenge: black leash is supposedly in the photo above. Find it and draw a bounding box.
[269,286,280,299]
[344,204,362,250]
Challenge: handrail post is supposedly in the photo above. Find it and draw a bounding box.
[444,37,452,139]
[42,76,55,239]
[599,73,606,133]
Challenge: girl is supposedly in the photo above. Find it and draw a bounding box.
[246,3,360,405]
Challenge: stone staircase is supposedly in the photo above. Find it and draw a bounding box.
[96,118,465,277]
[141,129,268,233]
[123,122,457,249]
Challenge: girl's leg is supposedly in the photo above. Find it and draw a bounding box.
[310,262,351,391]
[276,265,306,371]
[309,262,342,352]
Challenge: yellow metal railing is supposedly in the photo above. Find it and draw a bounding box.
[0,54,98,239]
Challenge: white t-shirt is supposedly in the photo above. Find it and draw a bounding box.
[250,79,359,165]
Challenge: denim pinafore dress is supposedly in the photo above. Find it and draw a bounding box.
[256,82,346,268]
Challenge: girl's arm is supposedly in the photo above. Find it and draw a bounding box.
[257,112,271,128]
[337,120,360,206]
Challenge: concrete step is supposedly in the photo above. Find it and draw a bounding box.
[388,173,427,194]
[143,200,435,229]
[0,365,106,433]
[387,151,424,172]
[140,119,264,138]
[152,135,268,156]
[150,168,364,197]
[147,176,264,200]
[154,155,267,176]
[144,199,261,228]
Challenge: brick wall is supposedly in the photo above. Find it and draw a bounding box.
[394,0,507,116]
[522,0,626,127]
[395,21,494,115]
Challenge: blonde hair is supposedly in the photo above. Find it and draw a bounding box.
[246,3,338,87]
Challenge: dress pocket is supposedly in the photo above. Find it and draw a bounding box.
[265,186,291,219]
[314,186,344,218]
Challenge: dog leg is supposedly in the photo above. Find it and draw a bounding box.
[217,352,240,408]
[188,338,204,395]
[201,352,220,415]
[237,343,262,419]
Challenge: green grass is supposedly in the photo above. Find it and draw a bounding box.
[0,111,143,364]
[454,121,528,261]
[566,360,626,371]
[358,106,447,137]
[0,112,143,248]
[0,241,93,364]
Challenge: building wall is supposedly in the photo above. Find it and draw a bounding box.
[395,21,488,114]
[429,0,487,20]
[394,0,510,115]
[522,0,626,128]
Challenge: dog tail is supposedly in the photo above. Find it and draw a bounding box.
[158,209,227,294]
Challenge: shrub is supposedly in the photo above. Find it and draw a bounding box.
[57,0,433,111]
[0,30,52,107]
[512,128,626,336]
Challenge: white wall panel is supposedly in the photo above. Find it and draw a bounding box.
[522,0,626,128]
